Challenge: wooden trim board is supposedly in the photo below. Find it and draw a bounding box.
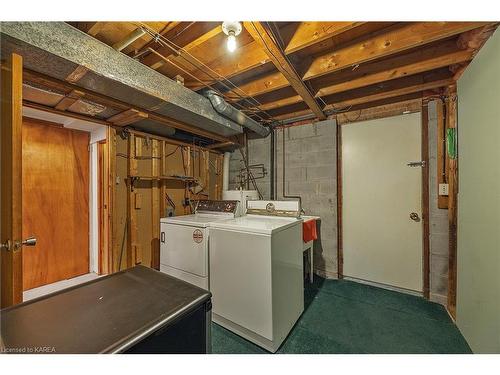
[421,102,431,299]
[1,53,23,307]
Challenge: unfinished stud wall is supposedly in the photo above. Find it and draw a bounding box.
[427,100,450,305]
[229,119,338,278]
[111,132,223,273]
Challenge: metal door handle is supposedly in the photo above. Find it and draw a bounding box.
[21,236,37,247]
[160,232,165,243]
[1,236,37,251]
[409,212,420,222]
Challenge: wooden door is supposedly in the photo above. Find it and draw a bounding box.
[342,113,423,292]
[1,53,23,307]
[22,118,90,290]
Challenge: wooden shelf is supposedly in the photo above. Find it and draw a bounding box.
[127,175,197,183]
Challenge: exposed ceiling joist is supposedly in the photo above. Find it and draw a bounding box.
[303,22,489,81]
[244,21,326,120]
[79,22,107,37]
[225,71,289,100]
[315,38,473,98]
[324,78,454,111]
[258,95,303,111]
[24,100,112,126]
[141,23,222,70]
[193,22,371,94]
[108,108,148,126]
[54,89,85,111]
[335,98,423,125]
[23,69,233,143]
[283,22,366,54]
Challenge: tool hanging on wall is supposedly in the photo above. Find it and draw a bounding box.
[447,128,457,159]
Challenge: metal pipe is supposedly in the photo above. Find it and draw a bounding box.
[279,113,316,126]
[112,28,147,52]
[282,128,302,214]
[270,128,275,199]
[222,152,231,191]
[245,133,250,190]
[203,90,270,138]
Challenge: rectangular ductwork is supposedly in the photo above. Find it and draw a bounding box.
[0,22,269,139]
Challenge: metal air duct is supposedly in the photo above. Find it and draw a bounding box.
[203,90,270,138]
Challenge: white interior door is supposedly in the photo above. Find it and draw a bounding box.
[342,112,423,292]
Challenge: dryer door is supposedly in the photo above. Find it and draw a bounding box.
[160,223,208,277]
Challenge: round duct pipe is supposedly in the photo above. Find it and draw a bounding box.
[203,90,270,138]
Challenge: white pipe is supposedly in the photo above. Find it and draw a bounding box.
[112,28,146,52]
[223,152,231,191]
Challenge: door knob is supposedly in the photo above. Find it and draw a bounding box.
[21,236,37,247]
[0,236,37,251]
[409,212,420,222]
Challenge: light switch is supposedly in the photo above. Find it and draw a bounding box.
[439,183,449,196]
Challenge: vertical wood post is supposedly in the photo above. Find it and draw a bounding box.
[151,139,160,270]
[446,85,458,319]
[127,134,138,267]
[437,99,449,209]
[421,101,431,299]
[1,53,23,307]
[336,119,343,279]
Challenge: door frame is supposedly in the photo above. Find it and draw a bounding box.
[1,53,23,307]
[336,106,431,299]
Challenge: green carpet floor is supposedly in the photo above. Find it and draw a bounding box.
[211,276,472,354]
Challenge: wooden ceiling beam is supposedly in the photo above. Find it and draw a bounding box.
[258,68,452,113]
[244,21,326,120]
[78,22,107,37]
[258,95,303,111]
[54,89,85,111]
[314,38,473,98]
[283,22,366,54]
[141,23,222,70]
[335,98,423,125]
[224,71,290,100]
[128,21,181,56]
[456,23,499,51]
[195,22,371,96]
[108,108,148,126]
[273,109,313,122]
[303,22,489,81]
[22,69,232,143]
[24,100,112,126]
[324,78,454,111]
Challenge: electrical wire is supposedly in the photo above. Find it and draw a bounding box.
[134,23,278,123]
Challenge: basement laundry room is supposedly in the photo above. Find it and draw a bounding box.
[1,1,500,371]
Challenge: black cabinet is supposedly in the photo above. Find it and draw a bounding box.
[1,266,212,354]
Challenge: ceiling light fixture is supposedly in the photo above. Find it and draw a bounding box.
[222,21,242,53]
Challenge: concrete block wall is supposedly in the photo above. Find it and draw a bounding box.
[428,100,449,305]
[277,120,338,278]
[229,119,338,278]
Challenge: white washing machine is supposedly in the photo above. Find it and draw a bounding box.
[209,200,304,352]
[159,200,238,290]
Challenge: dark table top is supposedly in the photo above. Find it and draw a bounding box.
[0,266,211,353]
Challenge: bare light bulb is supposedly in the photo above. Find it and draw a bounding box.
[227,32,237,52]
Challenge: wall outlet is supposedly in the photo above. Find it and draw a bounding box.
[439,183,449,196]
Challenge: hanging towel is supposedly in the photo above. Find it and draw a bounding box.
[303,219,317,243]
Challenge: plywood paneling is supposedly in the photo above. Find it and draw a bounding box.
[22,118,90,290]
